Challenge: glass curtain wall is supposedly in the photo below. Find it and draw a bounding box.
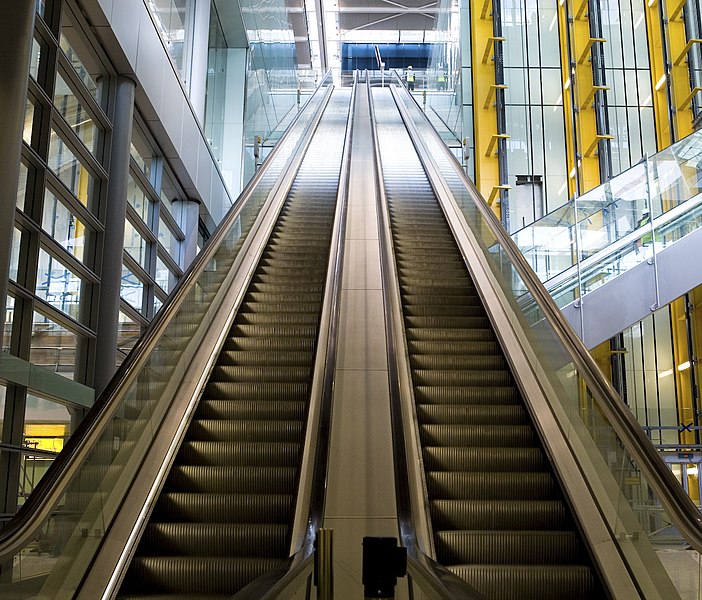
[2,0,109,522]
[458,0,475,179]
[146,0,195,84]
[599,0,657,176]
[502,0,569,231]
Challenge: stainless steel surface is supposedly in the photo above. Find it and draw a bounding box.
[386,73,702,559]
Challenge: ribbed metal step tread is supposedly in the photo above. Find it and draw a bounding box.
[196,399,306,420]
[423,446,547,472]
[426,471,557,500]
[413,369,512,387]
[448,564,598,600]
[177,441,301,466]
[138,522,288,557]
[436,530,585,565]
[420,424,537,447]
[123,556,283,594]
[414,385,520,405]
[216,350,313,366]
[153,493,293,523]
[430,499,570,530]
[409,340,501,355]
[417,405,527,425]
[204,381,309,401]
[166,465,296,494]
[406,327,495,342]
[410,355,505,371]
[186,419,303,443]
[236,312,319,326]
[222,337,315,352]
[210,365,311,383]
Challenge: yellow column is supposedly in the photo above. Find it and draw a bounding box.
[567,0,607,194]
[667,2,697,140]
[671,297,695,446]
[645,0,673,148]
[470,0,508,219]
[557,0,578,200]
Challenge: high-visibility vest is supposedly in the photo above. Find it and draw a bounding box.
[407,71,415,82]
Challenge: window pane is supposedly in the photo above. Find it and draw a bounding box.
[23,394,71,454]
[35,249,84,322]
[17,162,28,212]
[131,126,155,182]
[153,295,163,315]
[3,296,13,352]
[155,256,175,293]
[59,14,101,102]
[124,219,149,269]
[9,228,22,282]
[147,0,189,77]
[35,0,45,18]
[159,171,179,220]
[117,311,140,367]
[0,384,5,439]
[54,73,98,155]
[30,38,42,81]
[48,128,96,208]
[42,190,87,263]
[30,311,79,379]
[121,265,144,312]
[24,98,34,146]
[127,175,152,224]
[158,217,179,261]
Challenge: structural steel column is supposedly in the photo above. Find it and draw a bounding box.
[93,76,136,395]
[469,0,509,220]
[0,1,35,337]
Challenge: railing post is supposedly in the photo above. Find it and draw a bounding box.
[314,528,333,600]
[643,153,661,311]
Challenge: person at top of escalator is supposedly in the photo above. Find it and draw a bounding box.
[406,66,415,91]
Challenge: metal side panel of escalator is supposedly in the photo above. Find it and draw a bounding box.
[115,89,352,599]
[371,86,607,600]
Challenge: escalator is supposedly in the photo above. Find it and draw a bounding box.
[115,89,350,598]
[373,87,604,599]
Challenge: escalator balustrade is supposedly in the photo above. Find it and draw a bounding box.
[376,88,605,600]
[117,92,349,599]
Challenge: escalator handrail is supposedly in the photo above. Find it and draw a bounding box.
[367,74,483,600]
[0,71,335,560]
[388,70,702,553]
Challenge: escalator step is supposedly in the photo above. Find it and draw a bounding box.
[423,447,547,472]
[409,340,500,356]
[216,350,313,367]
[237,312,319,326]
[413,369,512,387]
[196,399,306,421]
[430,499,570,531]
[414,385,520,405]
[204,381,309,401]
[406,327,495,342]
[209,365,311,383]
[426,471,557,500]
[448,564,597,600]
[186,419,303,443]
[435,530,585,565]
[124,556,282,595]
[138,522,288,557]
[410,354,506,370]
[177,441,301,466]
[222,336,315,352]
[153,492,293,523]
[417,404,527,425]
[420,424,536,447]
[166,465,296,494]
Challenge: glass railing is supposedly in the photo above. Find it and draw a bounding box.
[391,73,702,600]
[512,130,702,310]
[0,72,334,600]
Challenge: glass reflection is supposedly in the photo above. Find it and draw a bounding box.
[48,128,96,208]
[42,189,87,263]
[54,73,98,155]
[124,219,149,269]
[29,311,79,379]
[17,162,28,212]
[127,175,152,224]
[121,265,144,312]
[24,97,34,146]
[35,249,84,322]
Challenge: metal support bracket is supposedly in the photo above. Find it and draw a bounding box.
[482,36,506,64]
[487,184,510,206]
[484,84,508,109]
[584,134,614,157]
[679,87,702,111]
[675,39,702,65]
[485,134,510,157]
[581,85,609,109]
[578,38,607,64]
[480,0,492,19]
